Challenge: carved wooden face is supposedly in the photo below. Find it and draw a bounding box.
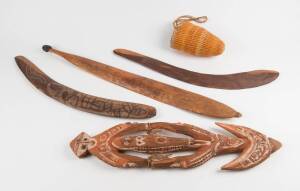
[112,135,170,148]
[111,134,202,153]
[70,132,96,158]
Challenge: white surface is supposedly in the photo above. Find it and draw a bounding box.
[0,0,299,190]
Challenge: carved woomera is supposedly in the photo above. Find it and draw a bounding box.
[42,45,241,118]
[70,122,281,170]
[15,56,156,119]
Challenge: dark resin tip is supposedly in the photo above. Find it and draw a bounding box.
[42,45,52,52]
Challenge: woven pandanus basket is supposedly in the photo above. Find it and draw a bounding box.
[171,16,225,57]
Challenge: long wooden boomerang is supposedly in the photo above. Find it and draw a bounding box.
[15,56,156,119]
[114,49,279,90]
[42,45,241,118]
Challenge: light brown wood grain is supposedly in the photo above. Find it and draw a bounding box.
[43,45,241,118]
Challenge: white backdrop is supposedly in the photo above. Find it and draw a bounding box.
[1,0,299,190]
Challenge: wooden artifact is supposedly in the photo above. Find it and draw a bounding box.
[114,49,279,90]
[171,15,224,57]
[15,56,156,119]
[42,45,241,118]
[70,122,281,170]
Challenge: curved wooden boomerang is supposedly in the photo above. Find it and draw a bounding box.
[15,56,156,119]
[70,122,281,170]
[42,45,240,118]
[113,49,279,90]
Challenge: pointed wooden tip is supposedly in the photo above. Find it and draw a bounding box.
[250,70,280,87]
[113,48,126,55]
[114,49,141,57]
[221,163,240,171]
[235,112,242,117]
[271,71,280,80]
[114,48,133,55]
[269,137,282,153]
[15,56,27,68]
[42,45,52,52]
[264,70,280,82]
[215,122,239,134]
[15,55,23,63]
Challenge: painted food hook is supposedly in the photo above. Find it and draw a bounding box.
[70,122,281,170]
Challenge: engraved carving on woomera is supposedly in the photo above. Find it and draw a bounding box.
[70,122,281,170]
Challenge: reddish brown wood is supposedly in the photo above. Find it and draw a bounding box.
[70,122,281,170]
[43,45,241,119]
[114,49,279,90]
[15,56,156,119]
